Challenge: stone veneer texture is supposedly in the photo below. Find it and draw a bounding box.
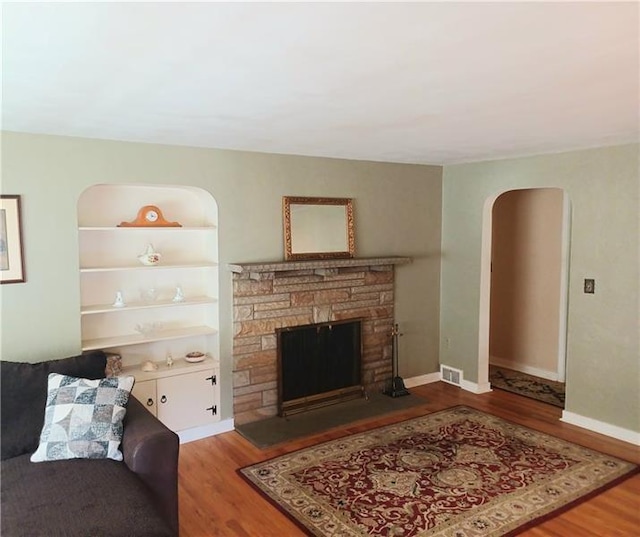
[232,265,397,425]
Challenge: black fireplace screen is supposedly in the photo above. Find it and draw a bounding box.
[277,319,363,415]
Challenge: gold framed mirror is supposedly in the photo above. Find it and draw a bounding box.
[283,196,355,260]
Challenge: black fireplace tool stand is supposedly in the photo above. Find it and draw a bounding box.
[383,323,410,398]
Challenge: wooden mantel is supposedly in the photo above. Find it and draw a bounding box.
[228,256,412,277]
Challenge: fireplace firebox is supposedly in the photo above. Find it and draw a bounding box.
[277,319,364,416]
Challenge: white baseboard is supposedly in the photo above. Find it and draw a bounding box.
[178,418,235,444]
[490,356,559,382]
[460,379,492,394]
[561,411,640,446]
[404,372,441,388]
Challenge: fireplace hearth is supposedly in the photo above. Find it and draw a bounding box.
[278,319,363,416]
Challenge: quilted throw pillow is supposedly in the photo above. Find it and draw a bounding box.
[30,373,134,463]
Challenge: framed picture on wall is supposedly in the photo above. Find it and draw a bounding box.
[0,195,26,284]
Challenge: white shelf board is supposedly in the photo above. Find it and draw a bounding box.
[81,296,217,315]
[82,325,217,351]
[80,262,217,273]
[79,226,216,231]
[123,357,218,382]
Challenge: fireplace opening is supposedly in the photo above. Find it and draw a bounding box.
[277,318,364,416]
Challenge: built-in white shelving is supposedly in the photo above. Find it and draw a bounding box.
[78,184,220,438]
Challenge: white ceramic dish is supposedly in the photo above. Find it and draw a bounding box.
[185,352,205,363]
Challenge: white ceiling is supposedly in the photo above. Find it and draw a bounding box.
[2,2,638,165]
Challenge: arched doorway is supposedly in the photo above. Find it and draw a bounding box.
[478,188,570,404]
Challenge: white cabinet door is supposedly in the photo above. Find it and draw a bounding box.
[132,379,158,417]
[156,370,217,431]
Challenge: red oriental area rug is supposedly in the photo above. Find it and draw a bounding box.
[239,406,638,536]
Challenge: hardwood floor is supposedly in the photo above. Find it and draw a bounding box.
[178,382,640,536]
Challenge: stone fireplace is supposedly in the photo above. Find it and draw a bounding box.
[230,256,411,425]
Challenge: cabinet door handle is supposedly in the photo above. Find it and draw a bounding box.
[206,405,217,416]
[206,375,217,385]
[146,398,154,407]
[160,395,167,404]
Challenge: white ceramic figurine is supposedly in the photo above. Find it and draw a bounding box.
[138,244,161,266]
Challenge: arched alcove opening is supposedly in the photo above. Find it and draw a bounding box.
[77,184,222,441]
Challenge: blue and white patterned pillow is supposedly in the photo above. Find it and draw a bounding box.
[30,373,135,462]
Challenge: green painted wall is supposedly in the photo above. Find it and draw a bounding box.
[5,132,635,434]
[441,144,639,432]
[0,131,442,420]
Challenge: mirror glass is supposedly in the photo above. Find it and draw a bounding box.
[283,197,355,260]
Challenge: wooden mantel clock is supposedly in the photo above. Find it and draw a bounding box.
[118,205,182,227]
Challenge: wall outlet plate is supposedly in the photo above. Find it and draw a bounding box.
[584,278,595,294]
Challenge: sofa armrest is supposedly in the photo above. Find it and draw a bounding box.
[122,397,180,536]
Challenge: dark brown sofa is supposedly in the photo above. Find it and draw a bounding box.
[0,351,179,537]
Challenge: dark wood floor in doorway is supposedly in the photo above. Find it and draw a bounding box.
[489,364,565,408]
